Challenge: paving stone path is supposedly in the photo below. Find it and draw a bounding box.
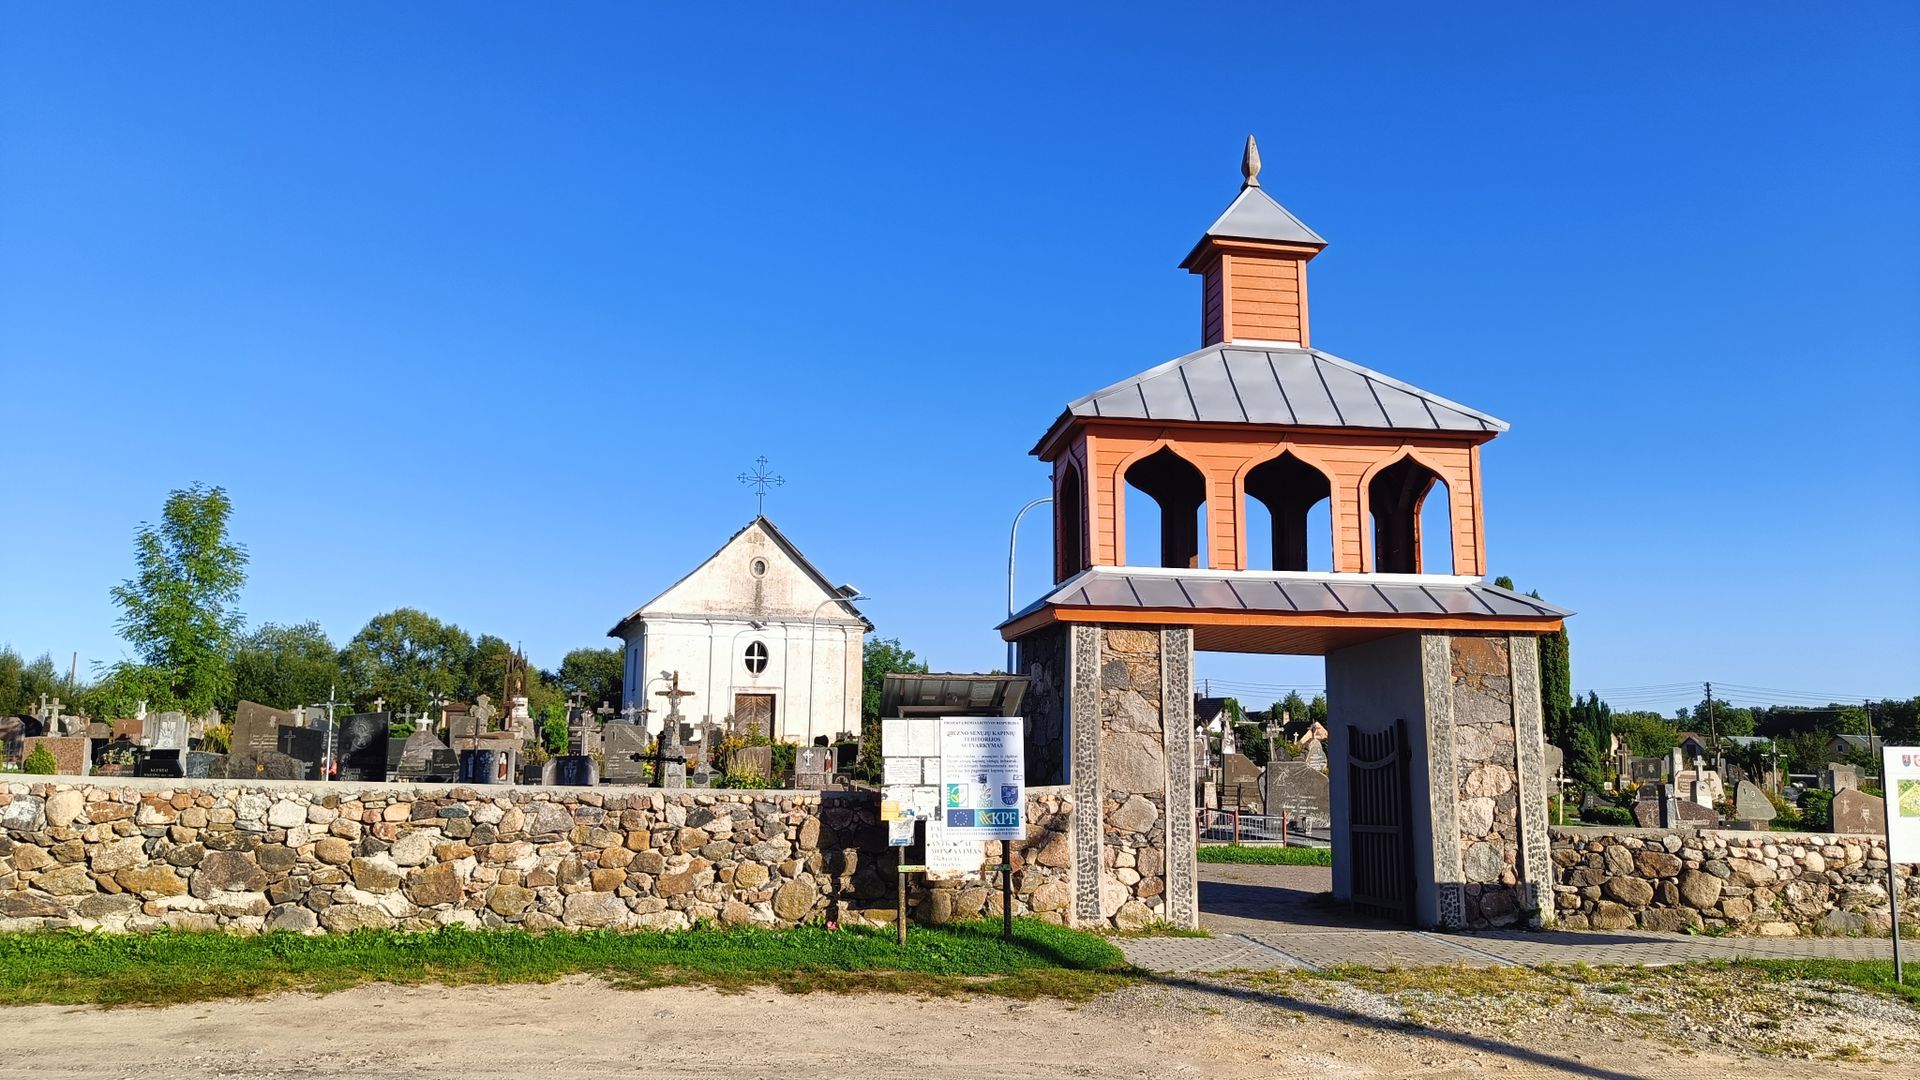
[1120,862,1897,972]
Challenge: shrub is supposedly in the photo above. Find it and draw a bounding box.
[1580,804,1633,827]
[1800,789,1835,832]
[21,745,58,775]
[199,724,232,753]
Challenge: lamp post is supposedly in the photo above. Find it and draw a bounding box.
[1006,496,1053,673]
[805,585,867,746]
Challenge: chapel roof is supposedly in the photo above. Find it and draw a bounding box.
[606,516,869,638]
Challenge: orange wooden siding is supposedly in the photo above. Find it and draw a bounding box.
[1063,425,1487,576]
[1196,244,1313,347]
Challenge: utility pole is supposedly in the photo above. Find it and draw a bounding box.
[1704,681,1717,757]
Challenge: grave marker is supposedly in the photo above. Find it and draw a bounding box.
[1734,780,1776,828]
[1830,788,1884,836]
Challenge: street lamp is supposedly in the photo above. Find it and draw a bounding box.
[805,585,867,746]
[1006,496,1054,673]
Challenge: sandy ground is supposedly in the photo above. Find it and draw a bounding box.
[1,974,1907,1080]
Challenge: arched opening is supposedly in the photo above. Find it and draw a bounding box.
[1124,446,1208,568]
[1056,463,1085,581]
[1243,452,1333,572]
[1368,456,1451,573]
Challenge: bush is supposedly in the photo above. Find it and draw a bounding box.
[1800,789,1835,832]
[21,745,58,775]
[199,724,232,753]
[1580,804,1633,826]
[1196,844,1331,866]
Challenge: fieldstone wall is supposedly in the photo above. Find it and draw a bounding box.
[0,778,1075,934]
[1448,635,1528,927]
[1016,624,1069,787]
[1552,825,1915,936]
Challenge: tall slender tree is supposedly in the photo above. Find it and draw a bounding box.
[106,484,248,715]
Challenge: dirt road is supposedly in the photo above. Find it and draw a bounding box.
[1,973,1905,1080]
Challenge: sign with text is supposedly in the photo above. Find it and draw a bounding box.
[924,816,986,881]
[1883,747,1920,861]
[939,716,1025,840]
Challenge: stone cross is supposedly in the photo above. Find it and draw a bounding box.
[471,694,498,729]
[136,699,149,722]
[372,696,386,713]
[620,704,639,724]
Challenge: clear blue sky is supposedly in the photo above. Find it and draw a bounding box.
[3,6,1916,717]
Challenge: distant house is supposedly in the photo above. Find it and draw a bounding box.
[1829,733,1884,760]
[1675,732,1711,760]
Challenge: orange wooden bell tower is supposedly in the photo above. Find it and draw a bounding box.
[1008,137,1565,656]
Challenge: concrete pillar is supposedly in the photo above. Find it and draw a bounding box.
[1327,630,1554,930]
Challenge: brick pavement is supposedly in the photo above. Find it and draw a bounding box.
[1118,861,1897,972]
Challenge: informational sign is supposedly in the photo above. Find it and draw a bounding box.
[889,819,916,847]
[939,716,1025,840]
[924,817,986,881]
[882,717,940,757]
[1882,747,1920,861]
[883,784,938,821]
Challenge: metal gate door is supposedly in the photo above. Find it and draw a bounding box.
[1347,719,1413,923]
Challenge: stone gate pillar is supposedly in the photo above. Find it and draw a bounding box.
[1326,630,1554,930]
[1017,624,1199,930]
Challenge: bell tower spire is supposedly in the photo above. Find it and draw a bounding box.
[1182,135,1325,348]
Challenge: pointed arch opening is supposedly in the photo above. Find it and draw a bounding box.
[1123,446,1208,568]
[1055,462,1086,582]
[1368,455,1452,573]
[1243,452,1334,572]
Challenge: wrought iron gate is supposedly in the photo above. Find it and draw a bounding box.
[1347,719,1413,923]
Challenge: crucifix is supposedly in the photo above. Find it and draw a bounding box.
[737,456,785,516]
[651,672,695,788]
[372,696,386,714]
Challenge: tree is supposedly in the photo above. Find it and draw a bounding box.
[1566,691,1613,795]
[1611,710,1678,757]
[106,483,248,715]
[1529,591,1573,749]
[557,647,624,712]
[856,637,929,779]
[230,622,340,710]
[462,634,517,703]
[339,608,472,711]
[0,647,69,716]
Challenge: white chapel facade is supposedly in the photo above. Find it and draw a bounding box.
[608,518,868,745]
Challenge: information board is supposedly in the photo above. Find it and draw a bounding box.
[1883,747,1920,861]
[924,817,986,881]
[939,716,1025,840]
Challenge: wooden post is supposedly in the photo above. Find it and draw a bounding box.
[1232,806,1241,844]
[1002,839,1014,942]
[897,843,909,946]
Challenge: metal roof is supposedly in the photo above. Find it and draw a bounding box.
[1200,185,1326,249]
[1003,568,1569,626]
[879,673,1028,719]
[1060,344,1508,434]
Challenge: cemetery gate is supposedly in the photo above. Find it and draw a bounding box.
[1346,718,1413,923]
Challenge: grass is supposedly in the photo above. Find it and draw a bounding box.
[0,918,1138,1008]
[1196,844,1332,866]
[1735,957,1920,1008]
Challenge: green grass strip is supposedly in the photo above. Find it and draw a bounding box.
[1732,957,1920,1007]
[1197,844,1332,866]
[0,919,1137,1007]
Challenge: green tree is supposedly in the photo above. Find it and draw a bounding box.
[462,634,517,703]
[339,608,472,711]
[230,622,340,710]
[1528,591,1573,749]
[106,483,248,715]
[0,647,70,717]
[1610,710,1678,757]
[542,706,569,755]
[1566,691,1613,795]
[557,647,624,711]
[21,744,57,774]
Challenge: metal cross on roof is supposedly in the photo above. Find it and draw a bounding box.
[737,455,785,515]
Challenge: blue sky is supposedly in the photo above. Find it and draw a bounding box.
[3,5,1915,717]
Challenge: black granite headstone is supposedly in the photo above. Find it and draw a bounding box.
[220,749,311,781]
[336,712,390,782]
[459,748,516,785]
[542,755,599,787]
[278,726,327,777]
[135,748,184,777]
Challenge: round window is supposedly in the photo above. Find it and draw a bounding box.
[749,557,769,579]
[743,640,769,675]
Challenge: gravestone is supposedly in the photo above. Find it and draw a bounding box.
[1624,756,1663,783]
[141,710,189,750]
[602,724,650,784]
[277,726,326,778]
[1301,740,1328,770]
[112,717,144,744]
[336,712,390,782]
[135,748,184,777]
[21,735,90,776]
[395,730,451,777]
[543,755,599,787]
[1543,743,1564,779]
[1673,799,1718,827]
[794,746,833,789]
[1264,761,1330,830]
[232,701,294,756]
[834,741,860,773]
[459,747,517,785]
[1221,752,1262,810]
[185,751,224,779]
[728,744,775,782]
[447,712,481,744]
[1829,788,1885,836]
[1734,780,1776,827]
[219,750,308,781]
[0,714,44,762]
[1821,763,1860,793]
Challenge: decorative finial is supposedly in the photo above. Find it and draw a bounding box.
[1241,135,1261,189]
[737,455,785,516]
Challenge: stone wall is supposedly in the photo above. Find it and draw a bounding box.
[0,778,1074,934]
[1447,635,1532,928]
[1552,825,1914,936]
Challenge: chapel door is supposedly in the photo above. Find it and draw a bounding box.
[733,694,775,739]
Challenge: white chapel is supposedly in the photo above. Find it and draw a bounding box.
[608,517,869,745]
